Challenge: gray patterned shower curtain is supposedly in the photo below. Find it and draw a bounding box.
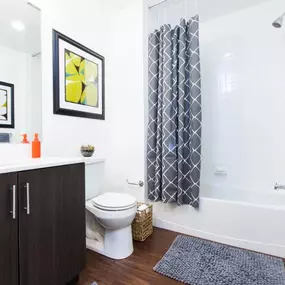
[147,16,202,208]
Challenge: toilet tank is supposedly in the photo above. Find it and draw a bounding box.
[85,160,105,200]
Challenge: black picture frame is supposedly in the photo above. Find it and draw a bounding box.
[0,81,15,129]
[53,29,105,120]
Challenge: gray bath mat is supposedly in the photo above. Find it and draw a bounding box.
[154,235,285,285]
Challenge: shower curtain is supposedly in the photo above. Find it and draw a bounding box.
[147,16,201,208]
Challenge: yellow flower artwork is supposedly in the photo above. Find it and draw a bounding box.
[53,30,105,120]
[65,50,98,107]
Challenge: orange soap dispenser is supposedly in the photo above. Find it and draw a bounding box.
[32,133,41,158]
[21,134,29,144]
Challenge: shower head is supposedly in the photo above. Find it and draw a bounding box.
[273,17,283,28]
[273,12,285,28]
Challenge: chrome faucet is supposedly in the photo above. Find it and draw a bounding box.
[274,183,285,190]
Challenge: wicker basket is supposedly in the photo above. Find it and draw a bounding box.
[132,202,153,242]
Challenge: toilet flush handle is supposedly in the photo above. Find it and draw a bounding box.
[126,180,144,187]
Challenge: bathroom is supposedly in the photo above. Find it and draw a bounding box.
[0,0,285,284]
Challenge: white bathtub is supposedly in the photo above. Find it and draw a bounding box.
[152,191,285,258]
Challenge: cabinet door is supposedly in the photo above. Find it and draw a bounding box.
[18,163,86,285]
[0,172,18,285]
[18,167,58,285]
[55,163,86,284]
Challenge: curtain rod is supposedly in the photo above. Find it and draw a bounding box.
[148,0,168,9]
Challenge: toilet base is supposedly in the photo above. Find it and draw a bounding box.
[86,225,134,260]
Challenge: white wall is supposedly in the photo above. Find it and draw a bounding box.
[0,46,30,143]
[102,0,146,201]
[200,0,285,198]
[30,0,146,199]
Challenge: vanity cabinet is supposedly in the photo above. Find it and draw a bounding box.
[0,163,85,285]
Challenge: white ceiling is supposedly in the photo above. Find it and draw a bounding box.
[0,0,41,55]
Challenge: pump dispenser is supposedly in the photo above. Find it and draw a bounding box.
[32,133,41,158]
[21,134,29,144]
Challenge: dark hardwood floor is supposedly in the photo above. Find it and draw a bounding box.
[79,227,180,285]
[79,227,285,285]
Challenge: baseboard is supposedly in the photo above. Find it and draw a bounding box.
[154,217,285,258]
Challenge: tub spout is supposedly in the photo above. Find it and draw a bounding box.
[274,183,285,190]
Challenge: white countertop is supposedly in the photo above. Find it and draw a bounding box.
[0,157,105,174]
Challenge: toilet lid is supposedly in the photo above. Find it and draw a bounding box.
[92,192,137,211]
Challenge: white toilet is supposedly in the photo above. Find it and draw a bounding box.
[85,161,137,259]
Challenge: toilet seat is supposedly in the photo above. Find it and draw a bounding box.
[92,192,137,211]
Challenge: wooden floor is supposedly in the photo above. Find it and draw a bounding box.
[79,227,285,285]
[79,227,180,285]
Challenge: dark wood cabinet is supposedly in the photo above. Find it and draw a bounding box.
[0,172,18,285]
[0,163,85,285]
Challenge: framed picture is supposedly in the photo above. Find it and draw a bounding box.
[0,81,14,128]
[53,30,105,120]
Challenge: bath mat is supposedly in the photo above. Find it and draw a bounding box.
[154,235,285,285]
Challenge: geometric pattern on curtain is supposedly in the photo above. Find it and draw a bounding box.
[147,16,202,208]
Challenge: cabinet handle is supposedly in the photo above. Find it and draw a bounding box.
[24,183,30,215]
[10,185,16,219]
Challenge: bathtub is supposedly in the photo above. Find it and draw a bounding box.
[151,190,285,258]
